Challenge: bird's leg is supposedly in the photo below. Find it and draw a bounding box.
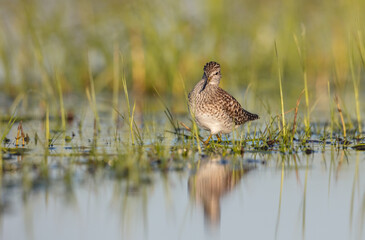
[203,134,212,145]
[216,134,222,143]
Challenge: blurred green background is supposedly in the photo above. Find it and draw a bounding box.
[0,0,364,116]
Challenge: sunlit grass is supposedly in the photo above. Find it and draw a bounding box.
[275,42,287,146]
[0,0,363,116]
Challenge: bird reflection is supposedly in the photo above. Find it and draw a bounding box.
[188,155,251,226]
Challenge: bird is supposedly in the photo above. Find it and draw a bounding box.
[188,61,259,144]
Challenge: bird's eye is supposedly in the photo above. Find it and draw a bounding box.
[215,72,219,75]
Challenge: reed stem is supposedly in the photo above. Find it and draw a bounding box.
[275,42,286,138]
[113,43,120,123]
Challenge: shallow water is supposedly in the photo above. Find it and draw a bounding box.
[1,106,365,240]
[2,142,365,240]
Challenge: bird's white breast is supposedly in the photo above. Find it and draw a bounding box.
[195,114,234,134]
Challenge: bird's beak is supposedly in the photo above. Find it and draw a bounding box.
[199,76,210,93]
[199,78,208,93]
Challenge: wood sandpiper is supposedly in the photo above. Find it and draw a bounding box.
[188,61,259,144]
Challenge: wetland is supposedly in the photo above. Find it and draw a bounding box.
[1,0,365,239]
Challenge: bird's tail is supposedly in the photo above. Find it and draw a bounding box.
[243,109,259,121]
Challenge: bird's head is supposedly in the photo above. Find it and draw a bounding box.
[200,61,221,93]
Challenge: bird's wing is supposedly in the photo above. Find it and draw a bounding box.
[216,88,259,125]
